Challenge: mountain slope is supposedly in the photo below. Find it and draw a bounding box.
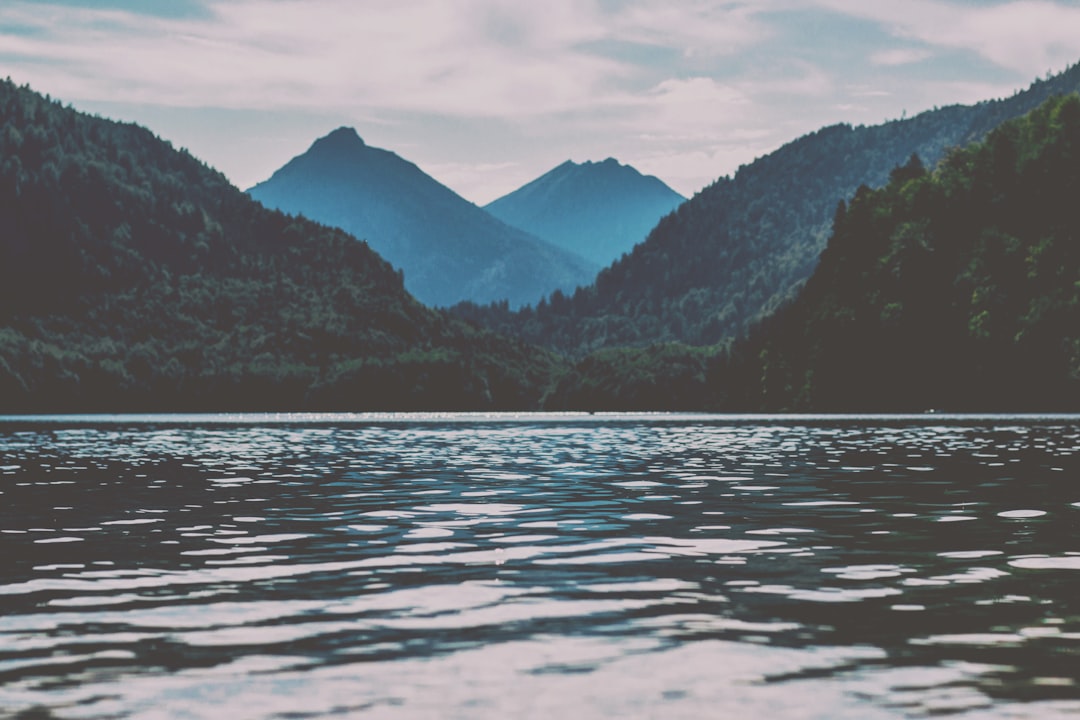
[247,128,596,308]
[0,80,563,411]
[458,62,1080,357]
[484,158,685,267]
[545,94,1080,411]
[724,93,1080,411]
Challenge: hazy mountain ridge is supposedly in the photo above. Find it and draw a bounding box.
[0,81,564,411]
[457,62,1080,358]
[484,158,685,267]
[247,127,597,309]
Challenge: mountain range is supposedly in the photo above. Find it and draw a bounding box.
[2,61,1079,411]
[246,127,596,309]
[484,158,685,267]
[0,81,561,411]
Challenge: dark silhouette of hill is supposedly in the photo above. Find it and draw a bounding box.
[545,94,1080,411]
[457,62,1080,358]
[0,80,563,411]
[247,128,596,308]
[484,158,684,267]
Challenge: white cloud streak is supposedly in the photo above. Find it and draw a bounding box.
[871,48,934,67]
[610,0,774,57]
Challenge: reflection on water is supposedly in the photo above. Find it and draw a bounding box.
[2,415,1080,718]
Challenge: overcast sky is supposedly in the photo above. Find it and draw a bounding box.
[1,0,1079,204]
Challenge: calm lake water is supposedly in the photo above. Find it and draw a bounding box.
[2,413,1080,719]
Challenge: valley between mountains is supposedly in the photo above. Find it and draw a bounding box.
[1,62,1079,412]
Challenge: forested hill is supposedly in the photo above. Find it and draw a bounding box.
[458,62,1080,358]
[247,128,596,309]
[725,93,1080,411]
[484,158,685,267]
[0,80,563,412]
[545,94,1080,411]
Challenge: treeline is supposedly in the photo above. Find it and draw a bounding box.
[545,94,1080,411]
[0,79,563,411]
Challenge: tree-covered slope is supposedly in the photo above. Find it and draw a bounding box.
[461,62,1080,358]
[247,128,597,309]
[728,94,1080,411]
[483,158,684,267]
[0,80,564,412]
[545,94,1080,411]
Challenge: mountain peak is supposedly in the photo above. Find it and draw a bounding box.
[557,157,624,174]
[577,158,618,168]
[247,127,595,308]
[312,126,365,153]
[484,157,685,267]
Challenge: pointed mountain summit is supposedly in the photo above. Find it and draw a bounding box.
[484,158,685,267]
[247,129,596,308]
[321,125,364,145]
[306,125,365,156]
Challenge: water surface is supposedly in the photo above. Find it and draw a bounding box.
[2,414,1080,718]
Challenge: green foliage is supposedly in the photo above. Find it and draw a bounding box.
[543,343,717,411]
[723,94,1080,411]
[0,80,564,411]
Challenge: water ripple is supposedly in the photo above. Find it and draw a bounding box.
[2,416,1080,718]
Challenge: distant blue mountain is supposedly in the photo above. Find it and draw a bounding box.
[247,128,597,308]
[484,158,685,267]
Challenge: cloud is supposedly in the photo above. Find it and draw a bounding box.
[0,0,793,118]
[1,0,1073,203]
[0,0,793,200]
[871,48,934,67]
[610,0,775,58]
[644,77,750,128]
[0,0,624,115]
[814,0,1080,77]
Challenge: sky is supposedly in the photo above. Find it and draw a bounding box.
[1,1,1079,205]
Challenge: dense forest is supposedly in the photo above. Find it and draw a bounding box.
[457,62,1080,359]
[0,79,564,411]
[547,94,1080,411]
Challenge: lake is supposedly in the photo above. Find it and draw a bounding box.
[2,413,1080,718]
